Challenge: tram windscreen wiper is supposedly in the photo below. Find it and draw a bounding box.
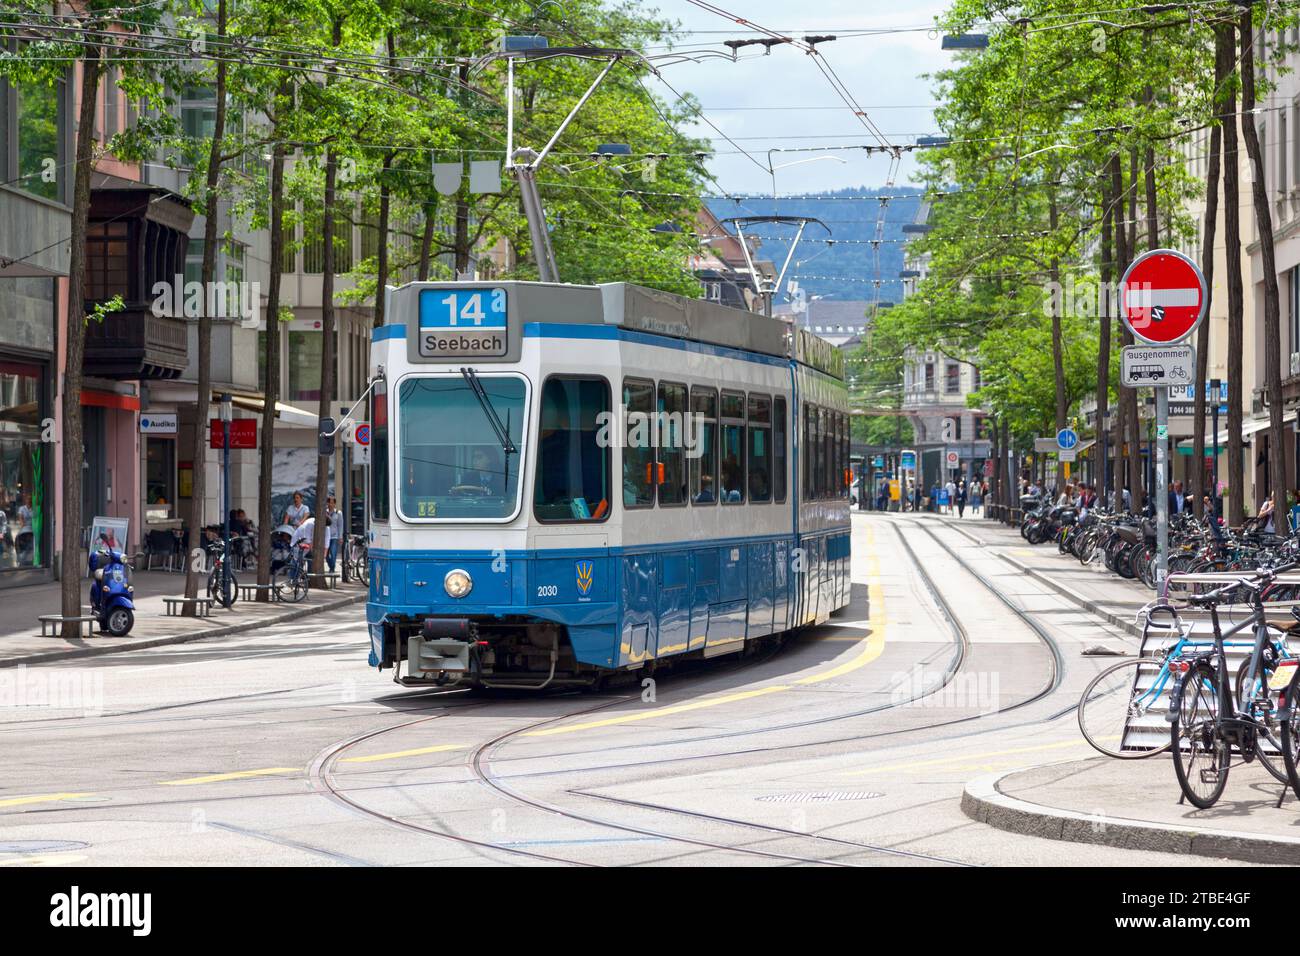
[460,366,517,456]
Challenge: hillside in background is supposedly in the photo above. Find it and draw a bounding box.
[706,186,925,305]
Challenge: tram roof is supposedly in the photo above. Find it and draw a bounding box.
[385,280,844,380]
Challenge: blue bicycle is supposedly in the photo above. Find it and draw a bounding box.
[1078,603,1291,768]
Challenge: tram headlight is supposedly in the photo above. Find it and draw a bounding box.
[444,569,473,599]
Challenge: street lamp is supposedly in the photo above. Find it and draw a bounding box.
[219,394,232,607]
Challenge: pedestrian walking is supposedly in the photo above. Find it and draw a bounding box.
[956,479,967,518]
[324,495,343,572]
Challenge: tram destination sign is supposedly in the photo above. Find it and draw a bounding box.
[1120,344,1195,388]
[417,287,508,358]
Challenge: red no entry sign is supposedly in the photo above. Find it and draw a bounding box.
[1119,248,1207,345]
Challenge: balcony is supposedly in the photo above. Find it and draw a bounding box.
[80,177,195,381]
[83,309,189,380]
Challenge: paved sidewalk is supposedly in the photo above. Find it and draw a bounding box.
[964,755,1300,863]
[928,514,1153,638]
[0,571,367,668]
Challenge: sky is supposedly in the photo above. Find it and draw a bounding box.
[651,0,954,197]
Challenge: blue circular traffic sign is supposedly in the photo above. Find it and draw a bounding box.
[1056,428,1078,450]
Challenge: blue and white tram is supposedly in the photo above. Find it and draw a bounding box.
[365,281,851,688]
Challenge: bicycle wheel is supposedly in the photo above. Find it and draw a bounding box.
[1279,663,1300,802]
[1234,657,1288,783]
[1171,661,1230,809]
[209,565,237,608]
[354,548,368,586]
[1078,658,1171,758]
[285,562,309,603]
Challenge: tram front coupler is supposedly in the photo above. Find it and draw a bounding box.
[407,617,475,681]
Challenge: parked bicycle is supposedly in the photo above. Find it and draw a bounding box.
[1078,602,1292,761]
[205,535,247,609]
[271,540,312,603]
[343,533,368,586]
[1168,565,1300,808]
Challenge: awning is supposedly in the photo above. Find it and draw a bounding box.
[1177,410,1296,451]
[228,395,319,428]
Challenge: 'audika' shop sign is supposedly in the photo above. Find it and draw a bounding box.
[418,288,508,358]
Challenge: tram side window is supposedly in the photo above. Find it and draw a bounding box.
[747,393,771,503]
[824,408,835,499]
[690,387,717,504]
[658,382,687,505]
[841,412,850,498]
[773,396,787,503]
[720,390,745,503]
[801,403,812,501]
[829,410,839,499]
[371,379,389,520]
[623,378,656,508]
[534,376,610,522]
[812,404,824,499]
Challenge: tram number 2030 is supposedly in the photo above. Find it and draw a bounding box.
[536,584,559,598]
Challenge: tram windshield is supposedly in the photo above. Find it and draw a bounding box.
[397,374,526,520]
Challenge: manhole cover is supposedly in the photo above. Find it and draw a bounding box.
[0,840,89,854]
[757,791,883,804]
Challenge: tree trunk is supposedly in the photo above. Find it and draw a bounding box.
[1219,23,1246,527]
[1239,9,1287,506]
[417,202,436,281]
[310,24,342,582]
[454,61,471,275]
[256,128,287,597]
[1097,187,1114,500]
[1048,193,1066,430]
[182,0,229,612]
[372,31,396,330]
[374,153,392,328]
[1111,154,1135,512]
[60,47,103,637]
[1193,104,1223,519]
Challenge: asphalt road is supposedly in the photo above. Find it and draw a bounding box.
[0,513,1256,866]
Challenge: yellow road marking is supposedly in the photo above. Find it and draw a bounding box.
[0,792,93,809]
[847,737,1114,776]
[340,744,467,763]
[159,767,298,786]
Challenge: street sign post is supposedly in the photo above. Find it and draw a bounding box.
[1120,249,1208,587]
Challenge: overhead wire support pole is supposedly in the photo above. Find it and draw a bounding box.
[484,43,633,284]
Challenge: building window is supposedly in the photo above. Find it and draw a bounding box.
[1291,266,1300,362]
[534,376,610,522]
[85,221,131,302]
[622,378,655,508]
[925,362,935,391]
[288,330,337,403]
[0,357,49,570]
[15,79,62,203]
[945,362,961,394]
